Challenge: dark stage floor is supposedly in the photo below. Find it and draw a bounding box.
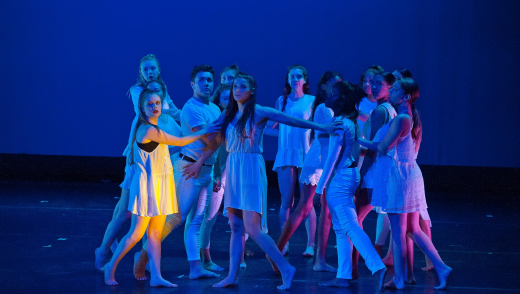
[1,180,519,294]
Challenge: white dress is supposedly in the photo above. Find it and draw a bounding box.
[300,103,334,185]
[273,94,315,171]
[121,115,181,189]
[378,120,427,214]
[224,116,268,231]
[128,141,179,217]
[360,102,397,189]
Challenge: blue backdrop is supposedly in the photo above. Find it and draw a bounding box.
[1,0,519,167]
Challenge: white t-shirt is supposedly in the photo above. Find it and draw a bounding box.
[179,98,221,165]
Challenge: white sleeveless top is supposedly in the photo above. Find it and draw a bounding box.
[273,94,315,170]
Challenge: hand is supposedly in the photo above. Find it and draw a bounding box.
[213,177,222,192]
[322,120,343,134]
[205,121,222,135]
[313,193,322,207]
[182,161,203,180]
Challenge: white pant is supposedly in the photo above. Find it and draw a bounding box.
[327,168,385,279]
[200,169,226,250]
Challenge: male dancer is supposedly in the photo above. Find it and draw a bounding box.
[133,65,222,279]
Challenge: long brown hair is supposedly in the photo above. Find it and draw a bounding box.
[221,72,257,141]
[281,65,310,112]
[128,89,164,165]
[397,77,422,153]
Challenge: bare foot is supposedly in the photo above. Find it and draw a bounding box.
[203,261,225,272]
[213,276,239,288]
[95,248,108,271]
[375,267,387,293]
[150,277,177,287]
[319,278,350,287]
[382,255,393,267]
[277,265,296,290]
[266,254,280,275]
[302,246,314,257]
[351,271,359,280]
[313,262,337,273]
[422,256,434,271]
[133,251,148,280]
[240,261,247,268]
[405,278,416,285]
[189,268,220,279]
[434,266,452,290]
[104,263,117,285]
[384,278,404,290]
[244,246,254,256]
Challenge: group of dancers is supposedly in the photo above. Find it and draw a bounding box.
[93,54,452,292]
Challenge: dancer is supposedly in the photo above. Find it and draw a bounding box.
[358,77,451,290]
[382,68,434,271]
[352,72,397,279]
[94,55,177,270]
[220,64,240,85]
[269,65,317,255]
[133,65,222,280]
[274,71,342,272]
[104,89,219,286]
[213,72,341,290]
[313,81,387,292]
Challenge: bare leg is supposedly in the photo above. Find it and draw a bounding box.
[95,188,131,271]
[245,211,295,290]
[381,233,394,266]
[213,208,244,288]
[374,212,390,257]
[104,214,150,285]
[313,191,336,272]
[276,184,315,254]
[147,215,177,287]
[352,187,374,280]
[408,212,451,290]
[405,215,415,284]
[277,166,298,254]
[419,216,434,271]
[386,213,407,290]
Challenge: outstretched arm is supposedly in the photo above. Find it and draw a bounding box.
[256,105,339,134]
[138,121,220,147]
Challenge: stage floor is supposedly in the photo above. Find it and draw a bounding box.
[1,180,519,293]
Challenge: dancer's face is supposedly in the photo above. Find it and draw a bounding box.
[140,60,160,82]
[146,82,164,98]
[191,72,214,99]
[219,90,230,108]
[221,70,236,86]
[389,81,408,106]
[143,94,162,118]
[371,75,391,101]
[362,72,374,95]
[288,68,306,91]
[324,85,340,110]
[392,70,402,79]
[322,76,343,98]
[233,78,254,104]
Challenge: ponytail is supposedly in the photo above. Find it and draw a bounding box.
[411,104,422,154]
